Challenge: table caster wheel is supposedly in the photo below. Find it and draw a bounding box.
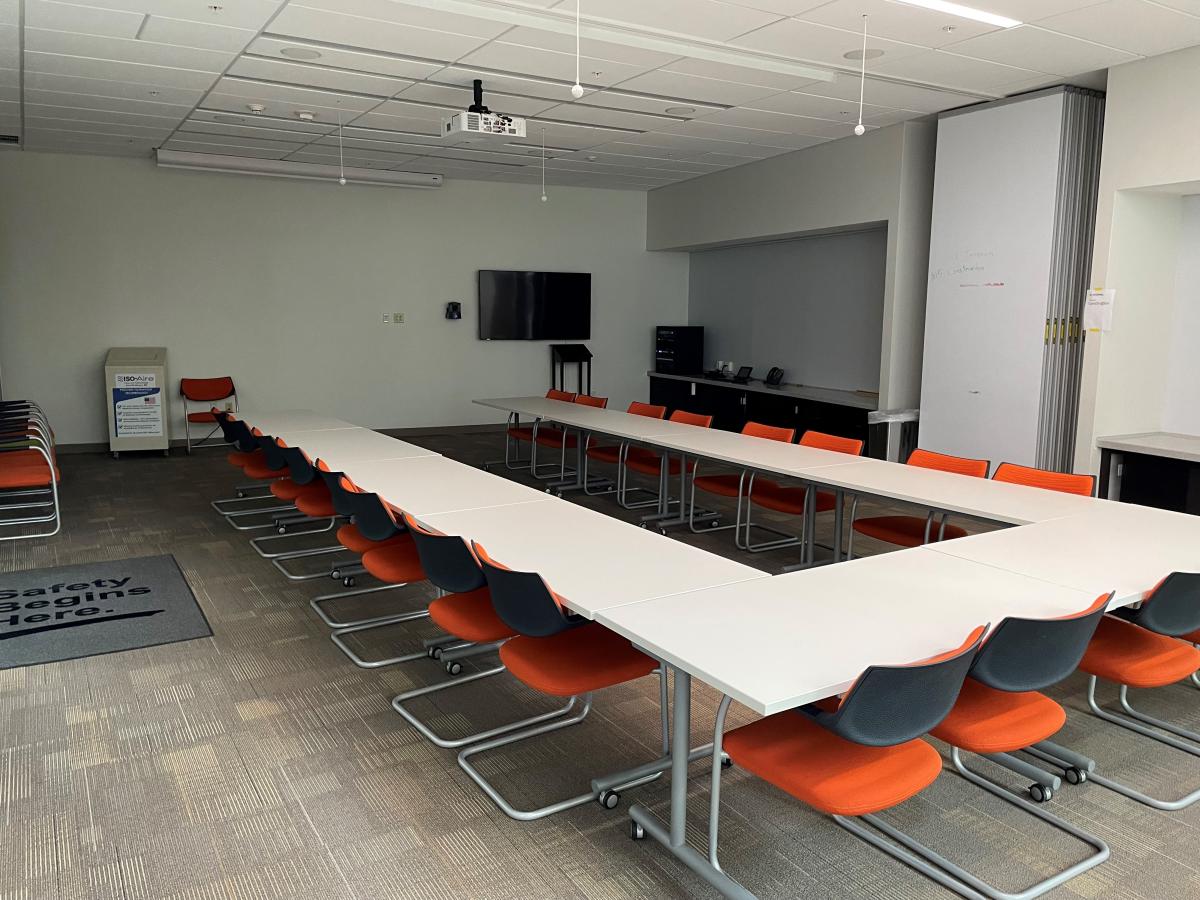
[630,821,645,841]
[445,660,463,676]
[1029,784,1052,803]
[1064,766,1087,785]
[598,789,620,810]
[343,576,356,588]
[431,646,443,660]
[721,757,734,769]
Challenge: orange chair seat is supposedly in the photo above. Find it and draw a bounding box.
[295,484,335,518]
[187,411,219,423]
[853,515,968,547]
[508,425,536,443]
[336,523,409,554]
[1,450,56,468]
[624,447,695,478]
[361,540,426,585]
[1080,617,1200,688]
[750,482,836,516]
[227,450,260,467]
[931,679,1065,754]
[693,473,742,497]
[243,459,287,480]
[499,622,657,697]
[586,444,623,464]
[1183,628,1200,644]
[429,587,515,643]
[0,465,61,488]
[723,712,942,817]
[270,478,305,501]
[534,427,592,450]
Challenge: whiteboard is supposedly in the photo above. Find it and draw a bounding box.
[919,93,1065,466]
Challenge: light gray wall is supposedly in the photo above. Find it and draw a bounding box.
[647,121,937,409]
[0,152,689,445]
[688,230,886,393]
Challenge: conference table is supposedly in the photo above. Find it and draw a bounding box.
[236,402,1199,900]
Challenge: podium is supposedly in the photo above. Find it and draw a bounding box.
[551,344,592,396]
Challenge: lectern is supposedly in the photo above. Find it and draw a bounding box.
[550,344,592,396]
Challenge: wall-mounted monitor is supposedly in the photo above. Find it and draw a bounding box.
[478,270,591,340]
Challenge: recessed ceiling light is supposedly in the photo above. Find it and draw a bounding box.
[664,106,696,115]
[246,103,266,114]
[280,47,322,61]
[891,0,1021,28]
[844,48,885,61]
[296,111,317,121]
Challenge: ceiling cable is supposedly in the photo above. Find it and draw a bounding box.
[540,127,548,202]
[337,109,347,185]
[855,15,868,136]
[570,1,584,99]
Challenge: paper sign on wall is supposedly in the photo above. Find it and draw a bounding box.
[112,373,163,437]
[1084,289,1115,332]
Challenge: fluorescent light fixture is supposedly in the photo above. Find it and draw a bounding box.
[155,149,443,188]
[891,0,1021,28]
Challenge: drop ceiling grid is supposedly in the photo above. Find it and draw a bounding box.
[10,0,1200,188]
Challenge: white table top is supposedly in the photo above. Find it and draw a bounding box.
[234,410,357,435]
[597,549,1097,715]
[813,458,1108,525]
[475,396,713,443]
[925,501,1200,604]
[283,428,438,470]
[418,499,768,620]
[346,456,549,517]
[1097,431,1200,464]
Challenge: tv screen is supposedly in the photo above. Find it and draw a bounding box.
[478,270,591,340]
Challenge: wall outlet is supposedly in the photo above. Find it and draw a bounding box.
[382,313,390,325]
[393,312,405,325]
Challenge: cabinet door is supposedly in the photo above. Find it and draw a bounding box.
[745,391,796,432]
[649,378,693,415]
[695,385,747,432]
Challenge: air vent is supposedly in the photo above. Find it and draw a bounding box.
[0,134,19,144]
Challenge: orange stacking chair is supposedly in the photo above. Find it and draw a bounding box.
[493,388,576,472]
[393,513,578,750]
[739,430,864,554]
[247,440,344,576]
[615,409,712,514]
[1039,572,1200,810]
[688,421,795,537]
[532,393,608,480]
[847,449,990,558]
[992,462,1095,496]
[179,376,237,453]
[460,544,668,820]
[920,596,1113,897]
[582,401,666,497]
[208,412,296,528]
[0,402,61,541]
[700,626,986,897]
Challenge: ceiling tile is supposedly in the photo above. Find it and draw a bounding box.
[292,0,511,39]
[23,103,180,129]
[490,25,680,68]
[26,116,172,138]
[190,107,333,133]
[747,89,911,121]
[25,0,143,38]
[179,118,328,143]
[285,148,420,169]
[871,48,1046,93]
[0,1,17,26]
[458,41,654,88]
[58,1,284,32]
[212,76,381,120]
[432,66,569,102]
[574,88,723,117]
[0,24,18,69]
[24,87,191,117]
[344,110,443,137]
[660,57,823,90]
[229,55,412,97]
[612,69,782,106]
[941,25,1140,76]
[697,103,896,136]
[660,118,830,148]
[798,0,1001,48]
[797,71,984,112]
[536,101,682,131]
[23,70,204,106]
[731,18,929,67]
[961,1,1104,20]
[164,138,296,159]
[550,0,783,42]
[362,98,451,122]
[1035,0,1200,57]
[25,27,233,71]
[397,81,557,117]
[24,50,219,89]
[22,136,154,155]
[246,37,445,81]
[267,5,493,62]
[138,16,256,53]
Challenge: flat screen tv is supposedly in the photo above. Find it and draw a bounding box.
[478,270,591,340]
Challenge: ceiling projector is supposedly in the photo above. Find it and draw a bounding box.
[442,79,527,139]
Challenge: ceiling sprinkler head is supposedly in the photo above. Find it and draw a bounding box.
[247,103,266,114]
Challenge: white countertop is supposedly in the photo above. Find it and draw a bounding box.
[597,549,1097,715]
[1097,431,1200,464]
[418,499,768,620]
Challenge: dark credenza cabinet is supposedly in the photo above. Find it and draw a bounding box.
[648,373,873,448]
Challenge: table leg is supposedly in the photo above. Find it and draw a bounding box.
[832,488,844,562]
[548,428,590,493]
[629,668,756,899]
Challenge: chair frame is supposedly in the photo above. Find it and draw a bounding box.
[180,378,238,454]
[0,408,61,542]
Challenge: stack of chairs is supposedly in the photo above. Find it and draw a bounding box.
[0,400,61,541]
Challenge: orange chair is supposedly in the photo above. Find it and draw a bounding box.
[0,403,60,541]
[688,422,795,537]
[1041,572,1200,810]
[700,626,986,896]
[583,401,666,498]
[992,462,1095,496]
[494,388,576,472]
[459,544,668,820]
[532,394,608,480]
[846,449,990,558]
[179,376,237,453]
[739,431,864,554]
[208,411,296,529]
[621,409,715,518]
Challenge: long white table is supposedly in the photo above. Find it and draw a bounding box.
[280,428,438,471]
[234,409,357,436]
[346,456,549,517]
